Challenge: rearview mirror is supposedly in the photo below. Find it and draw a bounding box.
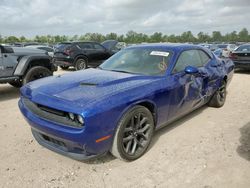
[184,66,199,74]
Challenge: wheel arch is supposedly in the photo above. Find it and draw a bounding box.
[116,100,158,131]
[74,54,89,65]
[14,55,52,76]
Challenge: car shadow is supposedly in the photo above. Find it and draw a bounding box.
[0,85,20,102]
[236,122,250,161]
[234,69,250,74]
[150,105,207,149]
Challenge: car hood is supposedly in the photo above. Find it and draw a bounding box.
[12,47,47,55]
[21,68,159,108]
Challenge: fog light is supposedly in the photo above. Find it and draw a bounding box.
[77,115,84,124]
[69,113,75,120]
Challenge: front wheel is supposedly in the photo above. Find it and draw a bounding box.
[23,66,52,85]
[111,105,154,161]
[208,80,227,108]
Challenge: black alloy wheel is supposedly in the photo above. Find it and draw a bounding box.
[111,106,154,161]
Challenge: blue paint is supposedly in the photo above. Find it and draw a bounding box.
[19,43,234,160]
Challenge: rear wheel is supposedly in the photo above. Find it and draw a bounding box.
[75,58,87,70]
[23,66,52,85]
[208,80,227,108]
[111,105,154,161]
[60,65,69,70]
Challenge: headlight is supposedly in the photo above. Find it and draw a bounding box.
[77,115,84,124]
[68,113,75,120]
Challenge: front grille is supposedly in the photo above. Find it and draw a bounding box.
[42,134,66,147]
[23,98,83,128]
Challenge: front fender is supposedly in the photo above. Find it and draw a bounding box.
[14,55,52,76]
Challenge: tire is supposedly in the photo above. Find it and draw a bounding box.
[60,66,69,70]
[111,105,154,161]
[8,80,22,88]
[75,58,87,70]
[23,66,52,85]
[208,80,227,108]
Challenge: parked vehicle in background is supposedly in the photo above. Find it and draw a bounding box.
[101,40,126,54]
[53,41,118,70]
[213,48,223,58]
[11,42,40,47]
[229,44,250,70]
[19,44,234,161]
[25,45,54,57]
[217,44,236,57]
[0,45,57,88]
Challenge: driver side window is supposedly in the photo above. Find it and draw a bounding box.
[173,50,203,73]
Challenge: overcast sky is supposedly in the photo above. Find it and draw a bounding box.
[0,0,250,37]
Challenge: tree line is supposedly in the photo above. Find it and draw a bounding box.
[0,28,249,44]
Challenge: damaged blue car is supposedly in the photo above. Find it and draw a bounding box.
[19,44,234,161]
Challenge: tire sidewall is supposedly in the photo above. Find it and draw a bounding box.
[111,106,154,161]
[75,58,87,70]
[23,66,52,85]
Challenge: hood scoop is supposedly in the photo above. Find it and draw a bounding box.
[80,82,97,86]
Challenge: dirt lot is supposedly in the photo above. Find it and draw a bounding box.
[0,70,250,188]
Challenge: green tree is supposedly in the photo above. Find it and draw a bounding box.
[106,33,118,40]
[150,32,163,43]
[212,31,222,42]
[197,32,210,42]
[238,28,248,42]
[5,36,20,43]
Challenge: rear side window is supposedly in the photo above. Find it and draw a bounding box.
[93,44,105,50]
[198,50,211,65]
[173,50,202,73]
[78,43,93,49]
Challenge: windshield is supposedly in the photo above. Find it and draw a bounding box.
[236,45,250,52]
[100,48,172,76]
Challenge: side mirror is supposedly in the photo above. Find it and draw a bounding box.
[184,66,199,74]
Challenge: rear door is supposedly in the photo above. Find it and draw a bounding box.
[78,43,109,67]
[166,49,209,121]
[0,46,18,77]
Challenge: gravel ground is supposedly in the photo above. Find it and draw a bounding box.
[0,70,250,188]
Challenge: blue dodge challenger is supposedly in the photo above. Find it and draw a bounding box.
[19,44,234,161]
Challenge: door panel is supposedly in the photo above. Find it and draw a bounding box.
[2,53,18,77]
[0,50,4,77]
[166,72,205,122]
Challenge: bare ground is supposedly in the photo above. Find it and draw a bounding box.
[0,70,250,188]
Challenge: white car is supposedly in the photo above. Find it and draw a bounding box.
[217,44,236,57]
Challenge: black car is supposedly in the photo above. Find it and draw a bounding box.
[229,44,250,70]
[53,41,118,70]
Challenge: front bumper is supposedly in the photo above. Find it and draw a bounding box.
[31,128,102,160]
[18,98,110,160]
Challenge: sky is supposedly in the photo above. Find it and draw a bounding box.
[0,0,250,37]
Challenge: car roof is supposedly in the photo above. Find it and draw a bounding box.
[126,43,203,52]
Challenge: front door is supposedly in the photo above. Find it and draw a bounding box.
[167,49,210,121]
